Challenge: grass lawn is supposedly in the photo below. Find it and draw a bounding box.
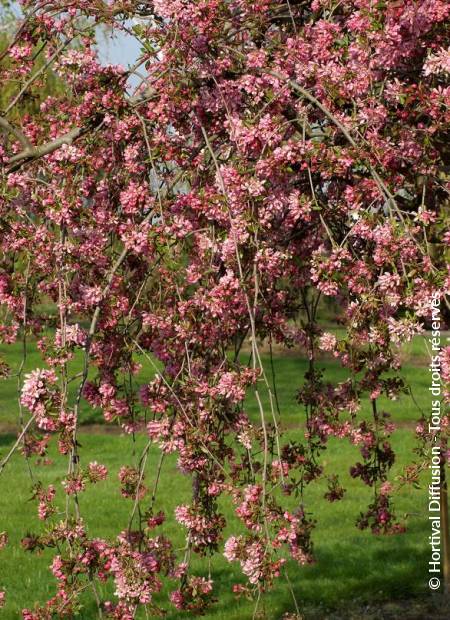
[0,333,445,618]
[0,332,434,429]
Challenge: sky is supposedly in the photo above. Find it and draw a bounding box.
[95,26,142,71]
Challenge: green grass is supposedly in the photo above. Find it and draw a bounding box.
[0,333,436,429]
[0,430,432,619]
[0,334,441,617]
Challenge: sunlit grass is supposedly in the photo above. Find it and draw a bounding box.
[0,333,437,429]
[0,333,440,617]
[0,429,431,619]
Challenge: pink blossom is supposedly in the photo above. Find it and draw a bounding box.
[87,462,108,482]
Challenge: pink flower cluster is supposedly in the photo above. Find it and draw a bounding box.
[20,369,73,434]
[0,0,448,614]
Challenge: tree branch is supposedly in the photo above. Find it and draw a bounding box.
[7,125,84,167]
[0,116,33,151]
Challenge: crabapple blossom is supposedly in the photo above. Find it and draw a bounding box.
[0,0,448,615]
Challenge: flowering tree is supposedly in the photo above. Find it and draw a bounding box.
[0,0,449,617]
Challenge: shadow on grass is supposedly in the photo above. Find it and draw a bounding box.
[277,524,429,618]
[0,526,431,620]
[0,433,16,447]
